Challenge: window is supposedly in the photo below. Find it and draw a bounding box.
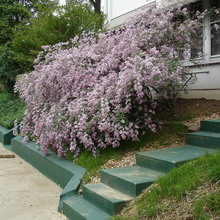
[188,0,220,60]
[210,0,220,55]
[189,1,203,58]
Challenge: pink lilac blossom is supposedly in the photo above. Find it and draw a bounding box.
[15,5,206,157]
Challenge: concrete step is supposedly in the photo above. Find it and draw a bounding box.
[136,145,218,172]
[186,131,220,150]
[83,183,133,215]
[100,165,164,197]
[200,120,220,133]
[63,196,110,220]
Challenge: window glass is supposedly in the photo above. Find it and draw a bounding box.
[211,0,220,22]
[211,24,220,55]
[189,1,203,58]
[211,0,220,55]
[190,1,203,15]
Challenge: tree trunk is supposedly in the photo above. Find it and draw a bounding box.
[89,0,101,14]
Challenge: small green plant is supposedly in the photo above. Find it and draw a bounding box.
[72,148,122,184]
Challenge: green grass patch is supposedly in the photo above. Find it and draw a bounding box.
[193,192,220,220]
[0,91,24,128]
[112,151,220,219]
[68,123,187,184]
[71,148,123,184]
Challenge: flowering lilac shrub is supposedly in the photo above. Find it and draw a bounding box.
[15,6,205,157]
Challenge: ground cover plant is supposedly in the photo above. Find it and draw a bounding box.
[16,5,211,157]
[0,91,24,129]
[112,151,220,220]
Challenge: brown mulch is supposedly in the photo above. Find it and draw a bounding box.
[162,98,220,123]
[175,98,220,116]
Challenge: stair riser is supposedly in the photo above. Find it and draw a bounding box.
[186,134,220,149]
[100,171,154,197]
[136,154,180,173]
[201,121,220,133]
[63,202,86,220]
[83,186,129,216]
[63,196,111,220]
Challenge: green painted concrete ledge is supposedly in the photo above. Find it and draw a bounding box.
[0,126,86,214]
[0,126,14,146]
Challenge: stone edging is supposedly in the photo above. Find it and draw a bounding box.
[0,126,86,213]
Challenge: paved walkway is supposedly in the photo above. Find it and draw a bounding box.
[0,144,66,220]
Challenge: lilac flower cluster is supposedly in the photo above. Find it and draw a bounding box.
[15,6,205,157]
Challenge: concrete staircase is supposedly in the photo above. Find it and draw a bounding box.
[63,120,220,220]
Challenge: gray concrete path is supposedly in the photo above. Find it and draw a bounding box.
[0,144,66,220]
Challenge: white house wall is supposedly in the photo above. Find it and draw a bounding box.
[180,64,220,99]
[101,0,198,24]
[101,0,156,25]
[156,0,199,8]
[103,1,156,29]
[109,0,152,19]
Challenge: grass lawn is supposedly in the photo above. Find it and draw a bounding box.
[0,91,24,129]
[112,152,220,220]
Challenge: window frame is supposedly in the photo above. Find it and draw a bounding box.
[184,0,220,66]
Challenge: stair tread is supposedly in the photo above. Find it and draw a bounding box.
[137,145,218,164]
[101,165,164,183]
[188,131,220,137]
[64,196,110,220]
[84,183,133,202]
